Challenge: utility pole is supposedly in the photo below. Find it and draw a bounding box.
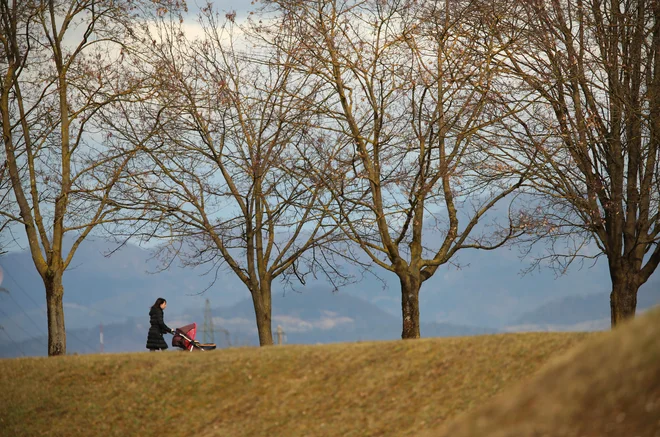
[199,298,231,347]
[0,286,7,330]
[276,325,286,345]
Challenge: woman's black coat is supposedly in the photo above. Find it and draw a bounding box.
[146,306,172,350]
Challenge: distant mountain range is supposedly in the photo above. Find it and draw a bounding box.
[505,285,660,332]
[0,290,498,357]
[0,237,658,357]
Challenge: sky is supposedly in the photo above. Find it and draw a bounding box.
[1,0,659,350]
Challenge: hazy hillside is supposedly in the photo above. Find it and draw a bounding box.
[0,238,623,333]
[0,238,243,336]
[1,237,657,357]
[509,281,660,330]
[189,290,495,344]
[0,290,496,358]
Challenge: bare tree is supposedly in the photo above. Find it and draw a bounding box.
[491,0,660,326]
[0,0,164,355]
[105,9,343,346]
[0,159,11,253]
[261,0,529,338]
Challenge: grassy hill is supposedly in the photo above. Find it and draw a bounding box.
[423,306,660,437]
[0,332,588,437]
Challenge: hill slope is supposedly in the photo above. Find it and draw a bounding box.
[0,333,587,436]
[424,307,660,437]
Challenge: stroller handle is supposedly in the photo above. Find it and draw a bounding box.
[174,330,192,341]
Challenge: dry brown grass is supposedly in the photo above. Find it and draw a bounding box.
[421,307,660,437]
[0,332,588,437]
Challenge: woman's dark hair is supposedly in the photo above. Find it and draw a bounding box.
[151,297,167,310]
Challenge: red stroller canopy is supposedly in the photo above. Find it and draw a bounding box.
[172,323,197,351]
[172,323,216,351]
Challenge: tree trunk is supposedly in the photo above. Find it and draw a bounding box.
[251,282,274,346]
[45,272,66,356]
[400,274,422,339]
[610,273,639,327]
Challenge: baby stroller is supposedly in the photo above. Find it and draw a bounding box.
[172,323,217,351]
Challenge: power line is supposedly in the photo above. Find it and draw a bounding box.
[0,309,27,357]
[66,329,97,354]
[1,265,98,353]
[0,329,26,357]
[1,266,43,310]
[0,296,99,355]
[6,291,48,338]
[0,278,50,347]
[0,307,46,347]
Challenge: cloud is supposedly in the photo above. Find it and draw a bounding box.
[273,312,354,333]
[63,303,98,315]
[212,316,255,331]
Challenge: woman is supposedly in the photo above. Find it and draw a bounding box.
[146,297,175,351]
